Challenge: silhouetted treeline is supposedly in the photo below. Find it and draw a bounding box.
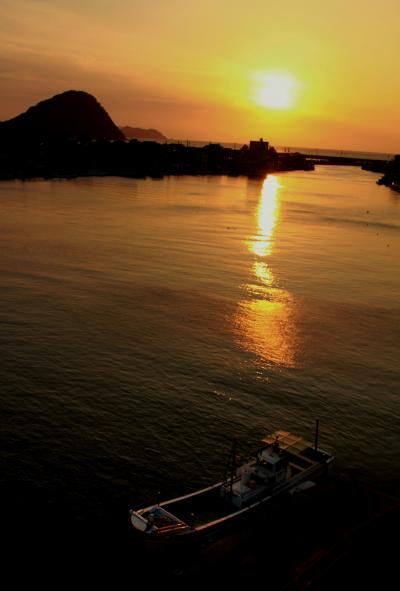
[0,138,314,181]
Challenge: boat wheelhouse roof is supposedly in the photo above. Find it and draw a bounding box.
[261,430,333,469]
[260,430,312,454]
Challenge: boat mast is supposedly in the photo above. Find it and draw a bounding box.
[314,419,319,450]
[229,438,237,498]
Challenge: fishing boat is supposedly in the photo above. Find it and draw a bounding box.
[129,426,333,542]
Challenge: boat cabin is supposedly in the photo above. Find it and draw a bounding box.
[222,441,289,508]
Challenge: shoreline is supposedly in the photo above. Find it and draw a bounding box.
[0,138,314,182]
[1,139,394,183]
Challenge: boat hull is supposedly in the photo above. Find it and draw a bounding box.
[130,455,334,544]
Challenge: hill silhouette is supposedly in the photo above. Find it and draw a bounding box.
[120,126,166,140]
[0,90,124,143]
[0,96,315,180]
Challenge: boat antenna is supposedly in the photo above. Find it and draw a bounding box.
[273,435,280,454]
[314,419,319,450]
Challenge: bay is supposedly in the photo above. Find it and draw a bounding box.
[0,166,399,563]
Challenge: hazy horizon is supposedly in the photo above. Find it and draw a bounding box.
[0,0,399,153]
[0,89,396,158]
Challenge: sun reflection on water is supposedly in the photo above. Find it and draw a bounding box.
[235,175,299,367]
[235,293,298,367]
[247,175,280,257]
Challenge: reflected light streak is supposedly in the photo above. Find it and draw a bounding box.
[235,174,300,367]
[234,294,298,368]
[248,176,281,257]
[253,260,273,287]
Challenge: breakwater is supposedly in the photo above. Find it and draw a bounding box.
[305,153,386,169]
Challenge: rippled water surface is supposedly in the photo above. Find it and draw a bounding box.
[1,166,399,537]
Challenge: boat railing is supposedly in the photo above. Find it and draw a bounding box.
[221,474,242,488]
[154,522,189,534]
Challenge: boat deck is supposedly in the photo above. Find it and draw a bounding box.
[131,430,334,539]
[162,486,236,529]
[161,455,328,529]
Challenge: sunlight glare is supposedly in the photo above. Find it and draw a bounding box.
[253,72,299,110]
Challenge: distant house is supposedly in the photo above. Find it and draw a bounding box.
[249,138,269,154]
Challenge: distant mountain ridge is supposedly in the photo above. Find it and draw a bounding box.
[0,90,124,142]
[120,126,167,140]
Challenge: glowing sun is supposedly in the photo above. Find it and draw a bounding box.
[254,72,299,110]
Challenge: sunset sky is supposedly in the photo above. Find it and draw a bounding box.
[0,0,399,152]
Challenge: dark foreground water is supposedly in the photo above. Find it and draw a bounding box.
[0,166,399,578]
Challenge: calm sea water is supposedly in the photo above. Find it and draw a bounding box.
[0,166,399,565]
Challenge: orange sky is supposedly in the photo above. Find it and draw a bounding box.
[0,0,399,152]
